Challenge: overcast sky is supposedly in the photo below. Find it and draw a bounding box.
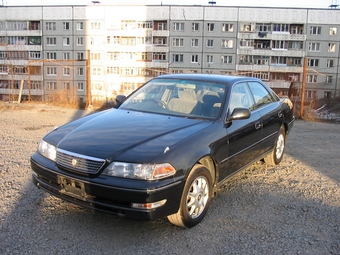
[1,0,335,9]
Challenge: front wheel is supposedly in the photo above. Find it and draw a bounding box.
[167,165,212,228]
[264,125,286,165]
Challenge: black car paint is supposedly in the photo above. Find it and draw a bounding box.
[31,74,294,221]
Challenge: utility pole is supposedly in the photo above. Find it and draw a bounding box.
[300,57,307,118]
[86,50,92,108]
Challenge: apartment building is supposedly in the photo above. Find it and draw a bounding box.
[0,4,339,102]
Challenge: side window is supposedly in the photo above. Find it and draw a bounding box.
[229,82,255,113]
[248,81,275,108]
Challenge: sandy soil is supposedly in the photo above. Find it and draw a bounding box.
[0,102,339,255]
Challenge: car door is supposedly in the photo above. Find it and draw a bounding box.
[247,81,282,155]
[217,82,262,181]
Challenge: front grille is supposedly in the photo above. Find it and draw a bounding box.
[56,149,106,174]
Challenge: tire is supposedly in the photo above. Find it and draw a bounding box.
[167,165,212,228]
[264,125,286,165]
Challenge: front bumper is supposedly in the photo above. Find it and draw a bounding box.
[31,152,185,221]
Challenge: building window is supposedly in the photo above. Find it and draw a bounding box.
[29,36,41,45]
[46,67,57,75]
[29,51,41,59]
[77,52,84,60]
[0,51,7,60]
[289,41,303,50]
[46,52,57,60]
[326,76,333,84]
[307,59,319,67]
[30,80,42,89]
[192,23,199,31]
[76,37,84,46]
[272,40,288,50]
[92,68,102,76]
[253,71,269,81]
[46,22,56,30]
[91,22,101,30]
[63,37,70,46]
[221,39,233,48]
[191,38,199,47]
[273,23,289,32]
[191,55,199,63]
[107,66,116,74]
[328,43,336,52]
[305,90,317,99]
[327,59,334,68]
[172,54,184,63]
[77,67,84,76]
[207,39,214,48]
[330,27,337,35]
[221,55,233,64]
[46,37,56,46]
[120,82,135,92]
[172,38,184,47]
[47,82,57,89]
[207,23,215,32]
[76,22,84,30]
[310,26,321,35]
[153,52,166,61]
[63,22,70,30]
[324,91,332,98]
[255,23,271,32]
[307,74,317,83]
[308,42,320,52]
[157,22,167,31]
[137,21,153,29]
[63,52,70,60]
[91,52,101,60]
[63,67,70,76]
[77,82,84,91]
[153,37,166,45]
[121,37,136,46]
[222,23,234,32]
[173,22,184,31]
[206,55,214,64]
[63,82,70,90]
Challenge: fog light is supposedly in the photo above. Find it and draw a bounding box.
[131,199,167,209]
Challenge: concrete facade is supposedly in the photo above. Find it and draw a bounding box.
[0,4,340,102]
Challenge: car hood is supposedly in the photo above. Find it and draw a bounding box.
[44,109,213,161]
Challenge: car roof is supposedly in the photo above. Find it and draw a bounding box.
[154,74,262,85]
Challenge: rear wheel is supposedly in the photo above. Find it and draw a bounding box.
[264,125,286,165]
[167,165,212,228]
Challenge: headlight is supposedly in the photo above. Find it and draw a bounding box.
[38,140,57,161]
[102,162,176,180]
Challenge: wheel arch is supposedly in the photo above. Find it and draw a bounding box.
[195,156,218,197]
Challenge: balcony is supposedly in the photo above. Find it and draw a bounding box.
[152,30,169,37]
[266,80,292,89]
[238,32,306,41]
[145,61,168,68]
[0,88,44,96]
[236,64,303,73]
[237,48,305,57]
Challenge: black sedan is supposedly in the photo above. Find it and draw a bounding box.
[31,74,294,228]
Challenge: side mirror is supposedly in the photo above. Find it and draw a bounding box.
[115,95,127,108]
[225,108,251,126]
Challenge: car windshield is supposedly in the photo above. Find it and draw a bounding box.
[119,78,227,119]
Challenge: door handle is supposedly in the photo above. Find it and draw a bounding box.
[278,111,283,118]
[255,122,262,129]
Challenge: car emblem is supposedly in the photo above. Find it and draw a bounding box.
[71,158,78,167]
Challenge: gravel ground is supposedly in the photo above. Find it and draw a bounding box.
[0,102,339,255]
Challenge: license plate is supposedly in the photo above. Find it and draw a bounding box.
[59,176,86,200]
